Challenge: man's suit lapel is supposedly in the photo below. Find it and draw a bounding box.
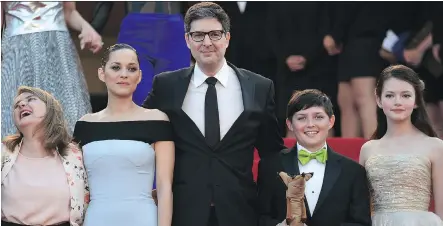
[280,146,312,220]
[228,62,255,112]
[174,66,193,109]
[172,66,209,145]
[280,147,298,176]
[313,146,342,215]
[206,62,257,150]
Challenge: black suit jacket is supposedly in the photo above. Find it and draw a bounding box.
[257,146,371,226]
[143,62,285,226]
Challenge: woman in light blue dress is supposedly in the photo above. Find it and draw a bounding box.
[73,44,174,226]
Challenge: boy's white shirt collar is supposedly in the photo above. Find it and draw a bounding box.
[296,142,327,153]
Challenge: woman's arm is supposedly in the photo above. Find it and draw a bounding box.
[70,144,90,215]
[2,2,5,36]
[154,113,175,226]
[358,140,375,167]
[63,2,102,53]
[155,140,174,226]
[1,143,8,169]
[415,34,433,53]
[80,149,90,212]
[431,139,443,219]
[63,2,91,32]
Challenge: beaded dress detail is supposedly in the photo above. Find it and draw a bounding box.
[366,155,442,226]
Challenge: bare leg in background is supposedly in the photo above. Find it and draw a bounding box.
[338,82,361,137]
[351,77,377,139]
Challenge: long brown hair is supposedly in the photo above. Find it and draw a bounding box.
[371,65,437,139]
[3,86,71,155]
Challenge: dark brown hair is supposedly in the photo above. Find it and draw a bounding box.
[287,89,334,120]
[184,2,230,32]
[3,86,71,155]
[101,43,139,67]
[371,65,436,139]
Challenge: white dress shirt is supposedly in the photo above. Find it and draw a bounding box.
[182,59,244,139]
[296,142,327,216]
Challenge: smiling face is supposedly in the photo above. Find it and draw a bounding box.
[185,18,230,67]
[287,106,335,151]
[377,77,417,122]
[13,92,47,130]
[98,48,141,98]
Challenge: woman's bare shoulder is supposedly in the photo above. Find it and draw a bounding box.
[78,111,104,122]
[138,108,169,122]
[359,139,381,165]
[426,137,443,160]
[361,139,379,154]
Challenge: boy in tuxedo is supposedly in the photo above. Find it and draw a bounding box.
[257,89,371,226]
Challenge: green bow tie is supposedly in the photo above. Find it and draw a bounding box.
[298,148,328,165]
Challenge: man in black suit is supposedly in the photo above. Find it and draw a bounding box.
[257,89,371,226]
[143,2,285,226]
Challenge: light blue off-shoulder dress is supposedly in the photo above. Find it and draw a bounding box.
[73,120,173,226]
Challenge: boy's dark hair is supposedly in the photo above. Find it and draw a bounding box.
[287,89,334,120]
[184,2,230,32]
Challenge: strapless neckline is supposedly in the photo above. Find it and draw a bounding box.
[366,154,431,165]
[365,153,442,225]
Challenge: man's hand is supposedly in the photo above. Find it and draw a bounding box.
[403,48,425,66]
[379,48,397,64]
[323,35,342,56]
[276,219,306,226]
[433,44,441,63]
[286,55,306,71]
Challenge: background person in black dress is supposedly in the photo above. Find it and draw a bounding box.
[266,2,338,137]
[217,1,277,83]
[382,2,443,138]
[324,2,390,139]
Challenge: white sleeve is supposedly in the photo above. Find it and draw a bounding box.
[382,29,400,52]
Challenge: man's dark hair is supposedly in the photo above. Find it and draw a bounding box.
[287,89,334,120]
[184,2,230,32]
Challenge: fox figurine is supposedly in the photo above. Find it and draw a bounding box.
[278,172,314,226]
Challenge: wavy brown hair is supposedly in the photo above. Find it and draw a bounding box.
[3,86,71,156]
[371,65,437,139]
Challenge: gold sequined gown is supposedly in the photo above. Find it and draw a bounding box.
[366,155,443,226]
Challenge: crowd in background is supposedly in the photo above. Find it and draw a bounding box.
[87,1,443,139]
[200,2,443,139]
[2,1,443,139]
